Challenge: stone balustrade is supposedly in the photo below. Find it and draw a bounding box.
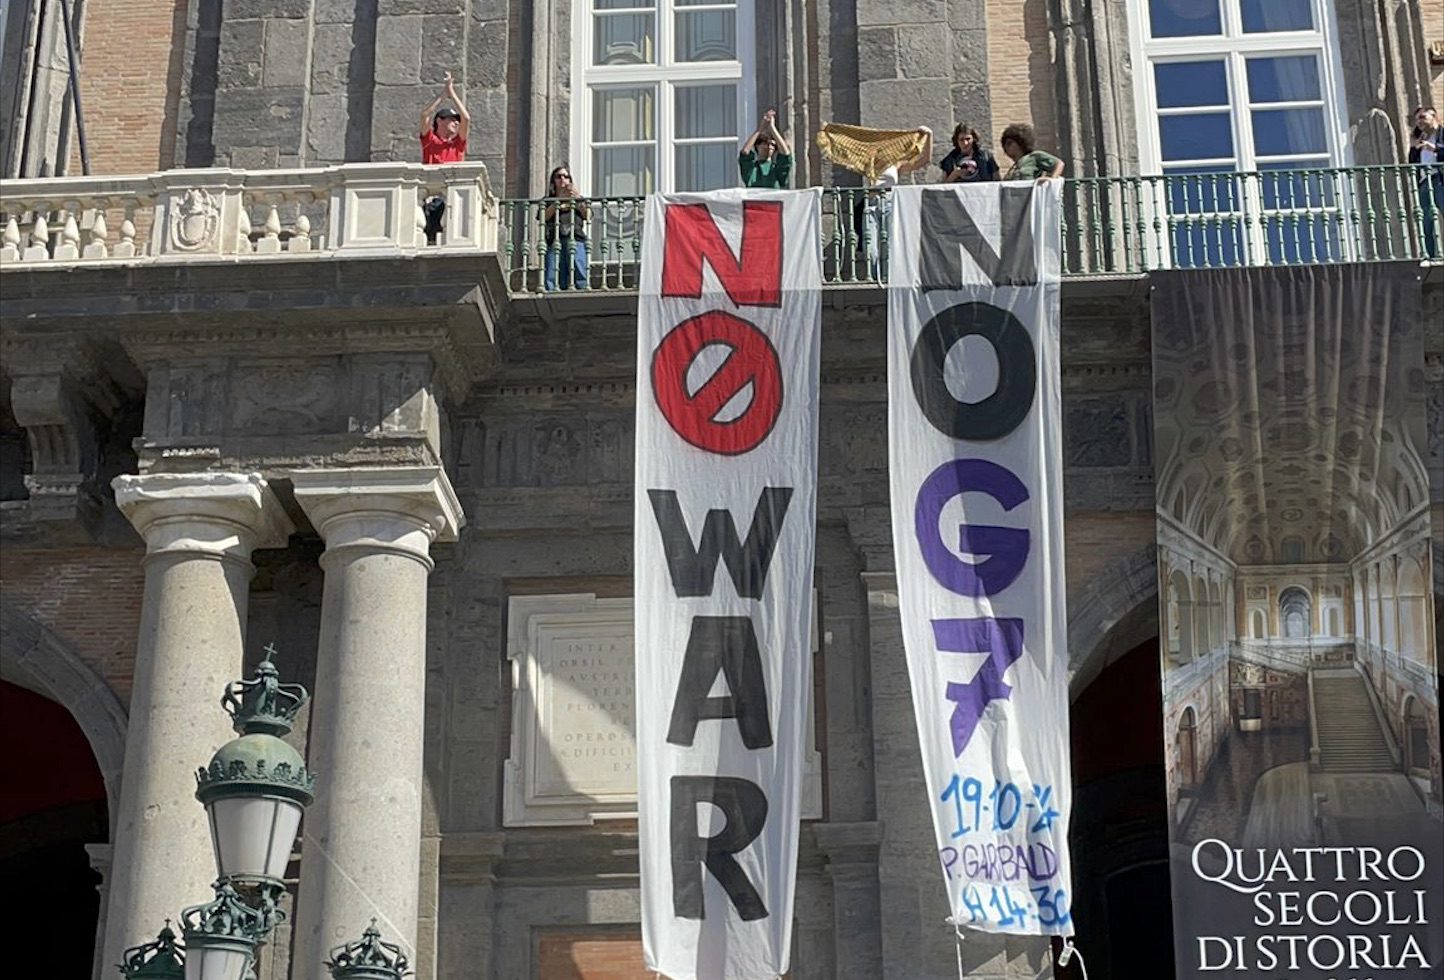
[0,161,496,266]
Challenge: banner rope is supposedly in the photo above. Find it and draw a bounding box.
[945,916,965,980]
[1057,938,1089,979]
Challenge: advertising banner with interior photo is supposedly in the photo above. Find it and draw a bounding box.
[1150,263,1442,979]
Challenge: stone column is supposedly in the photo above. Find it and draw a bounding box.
[291,467,462,973]
[814,821,884,979]
[101,473,293,970]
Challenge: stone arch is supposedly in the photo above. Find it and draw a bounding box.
[1250,608,1266,638]
[1068,546,1160,698]
[1396,554,1430,665]
[1401,695,1430,779]
[1379,559,1399,653]
[1176,706,1199,788]
[0,599,127,832]
[1279,586,1312,639]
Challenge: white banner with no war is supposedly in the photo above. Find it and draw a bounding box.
[886,181,1075,936]
[634,188,821,979]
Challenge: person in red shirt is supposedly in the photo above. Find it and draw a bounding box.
[419,72,470,242]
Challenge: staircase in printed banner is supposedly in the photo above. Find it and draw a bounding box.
[1314,673,1396,772]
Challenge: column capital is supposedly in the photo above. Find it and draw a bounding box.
[112,472,294,559]
[291,466,464,563]
[812,820,883,866]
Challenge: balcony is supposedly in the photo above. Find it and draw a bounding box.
[0,161,496,264]
[497,165,1444,293]
[1,163,1440,288]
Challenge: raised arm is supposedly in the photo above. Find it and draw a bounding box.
[763,110,791,156]
[901,127,933,175]
[444,71,471,142]
[420,90,444,138]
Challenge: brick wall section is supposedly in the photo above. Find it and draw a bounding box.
[985,0,1058,156]
[1064,510,1158,595]
[0,547,143,707]
[67,0,185,175]
[536,932,650,980]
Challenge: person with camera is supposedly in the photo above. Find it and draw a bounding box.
[939,124,999,183]
[543,165,590,291]
[1409,105,1444,257]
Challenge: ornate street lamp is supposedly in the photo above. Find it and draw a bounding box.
[326,920,412,979]
[118,922,185,979]
[178,882,267,980]
[194,645,315,930]
[119,648,316,980]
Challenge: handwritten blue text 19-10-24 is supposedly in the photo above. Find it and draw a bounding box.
[937,775,1070,929]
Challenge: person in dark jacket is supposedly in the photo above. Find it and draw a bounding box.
[543,165,589,290]
[1408,105,1443,257]
[939,124,999,183]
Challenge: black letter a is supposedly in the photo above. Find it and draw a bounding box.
[667,616,773,749]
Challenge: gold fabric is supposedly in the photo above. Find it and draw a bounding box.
[815,123,928,183]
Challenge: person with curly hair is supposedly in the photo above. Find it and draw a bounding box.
[999,123,1065,183]
[939,124,999,183]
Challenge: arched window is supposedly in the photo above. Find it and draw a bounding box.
[1279,586,1311,638]
[1250,608,1266,638]
[1403,697,1430,780]
[1177,707,1199,788]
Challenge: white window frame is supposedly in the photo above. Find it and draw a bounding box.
[571,0,756,197]
[1126,0,1353,265]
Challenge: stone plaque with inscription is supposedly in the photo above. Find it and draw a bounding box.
[504,593,823,826]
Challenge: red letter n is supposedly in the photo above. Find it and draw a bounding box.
[661,201,783,308]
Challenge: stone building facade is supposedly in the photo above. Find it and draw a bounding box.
[2,1,1443,979]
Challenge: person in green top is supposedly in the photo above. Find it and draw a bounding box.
[999,122,1066,183]
[739,109,793,188]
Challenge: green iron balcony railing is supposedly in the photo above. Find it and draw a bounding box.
[499,163,1444,294]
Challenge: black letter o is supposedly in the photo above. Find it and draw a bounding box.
[909,302,1036,440]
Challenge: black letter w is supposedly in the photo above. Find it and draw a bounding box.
[647,487,793,598]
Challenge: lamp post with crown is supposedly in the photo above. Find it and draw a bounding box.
[325,919,413,980]
[121,645,316,980]
[117,922,185,979]
[115,644,410,979]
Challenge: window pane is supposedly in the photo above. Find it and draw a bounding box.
[1159,112,1234,161]
[1246,56,1321,104]
[676,9,736,61]
[1251,108,1326,156]
[676,143,735,191]
[1240,0,1312,33]
[594,12,654,65]
[594,0,653,9]
[594,87,655,142]
[1155,61,1228,108]
[1148,0,1221,38]
[676,84,737,139]
[594,145,656,197]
